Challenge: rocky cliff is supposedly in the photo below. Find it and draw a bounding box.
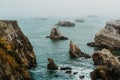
[0,20,36,80]
[87,20,120,50]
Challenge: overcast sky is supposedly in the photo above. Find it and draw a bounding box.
[0,0,120,18]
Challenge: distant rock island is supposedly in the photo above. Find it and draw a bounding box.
[56,20,75,27]
[87,20,120,50]
[47,26,68,40]
[0,20,36,80]
[75,19,84,23]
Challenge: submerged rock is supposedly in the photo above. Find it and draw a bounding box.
[0,20,36,80]
[60,67,72,70]
[56,21,75,26]
[48,26,68,40]
[88,20,120,50]
[69,41,91,58]
[91,49,120,80]
[47,57,58,70]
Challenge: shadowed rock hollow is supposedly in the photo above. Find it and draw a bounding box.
[0,20,36,80]
[87,20,120,50]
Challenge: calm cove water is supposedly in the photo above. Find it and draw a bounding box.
[16,17,107,80]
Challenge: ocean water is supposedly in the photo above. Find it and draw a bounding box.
[17,17,106,80]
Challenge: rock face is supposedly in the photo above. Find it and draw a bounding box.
[56,21,75,26]
[47,58,58,70]
[49,26,68,40]
[0,20,36,80]
[88,20,120,50]
[69,41,91,58]
[90,49,120,80]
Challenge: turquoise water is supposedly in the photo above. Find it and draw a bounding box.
[17,17,106,80]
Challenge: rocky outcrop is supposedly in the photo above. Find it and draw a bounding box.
[87,20,120,50]
[48,26,68,40]
[0,20,36,80]
[69,41,91,58]
[56,21,75,26]
[90,49,120,80]
[47,57,58,70]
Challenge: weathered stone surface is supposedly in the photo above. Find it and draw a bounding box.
[56,21,75,26]
[48,26,68,40]
[91,49,120,80]
[0,20,36,80]
[47,57,58,70]
[88,20,120,50]
[69,41,91,58]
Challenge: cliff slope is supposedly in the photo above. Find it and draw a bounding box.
[0,20,36,80]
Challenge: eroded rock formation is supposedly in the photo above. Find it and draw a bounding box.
[0,20,36,80]
[87,20,120,50]
[56,21,75,26]
[69,41,91,58]
[91,49,120,80]
[47,57,58,70]
[49,26,68,40]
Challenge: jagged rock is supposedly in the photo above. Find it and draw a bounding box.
[48,26,68,40]
[60,67,72,70]
[56,21,75,26]
[88,20,120,50]
[69,41,91,58]
[0,20,36,80]
[47,57,58,70]
[91,49,120,80]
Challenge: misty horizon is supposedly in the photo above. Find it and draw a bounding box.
[0,0,120,18]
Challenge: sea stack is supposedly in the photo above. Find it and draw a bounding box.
[69,41,91,58]
[87,20,120,50]
[56,20,75,27]
[90,49,120,80]
[47,57,58,70]
[0,20,36,80]
[49,26,68,40]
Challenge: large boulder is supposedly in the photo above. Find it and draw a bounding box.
[47,57,58,70]
[90,49,120,80]
[69,41,91,58]
[56,21,75,27]
[48,26,68,40]
[87,20,120,50]
[0,20,36,80]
